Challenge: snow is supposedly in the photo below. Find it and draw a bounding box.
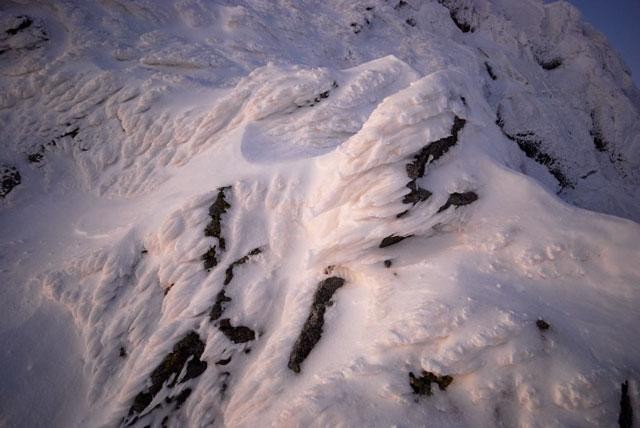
[0,0,639,427]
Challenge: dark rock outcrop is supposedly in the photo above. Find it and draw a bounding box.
[536,319,550,331]
[288,277,345,373]
[0,166,21,198]
[409,370,454,396]
[495,109,572,189]
[127,331,207,419]
[401,116,466,216]
[437,191,478,213]
[406,116,466,180]
[218,319,256,344]
[202,187,231,271]
[619,380,633,428]
[224,248,262,285]
[209,290,231,321]
[379,234,412,248]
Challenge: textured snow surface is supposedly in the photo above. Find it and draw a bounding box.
[0,0,639,427]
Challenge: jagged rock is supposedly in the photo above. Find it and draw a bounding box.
[0,166,21,198]
[536,319,550,331]
[402,180,432,205]
[437,191,478,213]
[27,150,44,163]
[202,187,231,271]
[619,380,633,428]
[128,332,207,418]
[209,290,231,321]
[218,319,255,344]
[379,234,412,248]
[299,80,338,107]
[202,246,218,271]
[288,277,345,373]
[409,371,454,396]
[400,115,466,225]
[495,108,572,189]
[406,116,466,180]
[224,248,262,285]
[204,186,231,243]
[209,248,263,322]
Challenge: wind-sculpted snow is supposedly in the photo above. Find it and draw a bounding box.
[1,0,639,213]
[29,58,639,427]
[1,0,639,427]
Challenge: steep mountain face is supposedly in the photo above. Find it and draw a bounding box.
[0,1,638,427]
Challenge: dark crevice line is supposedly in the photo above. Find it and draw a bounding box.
[495,108,573,189]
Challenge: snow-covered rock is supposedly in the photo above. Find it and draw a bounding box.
[0,1,638,427]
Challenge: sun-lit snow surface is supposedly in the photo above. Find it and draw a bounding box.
[1,0,639,427]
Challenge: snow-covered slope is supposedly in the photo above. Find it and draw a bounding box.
[0,0,639,427]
